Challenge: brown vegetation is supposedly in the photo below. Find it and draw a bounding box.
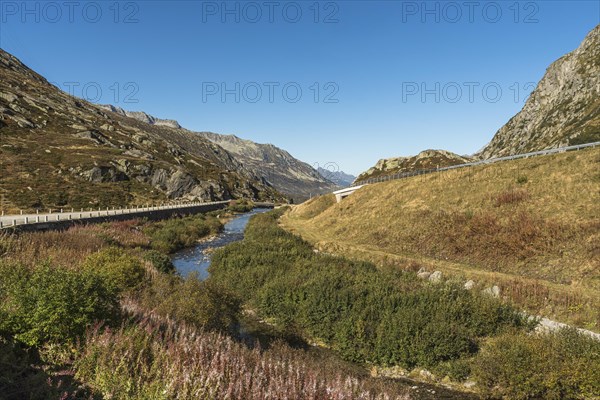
[282,148,600,330]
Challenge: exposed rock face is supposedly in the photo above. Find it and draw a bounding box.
[356,149,473,183]
[478,24,600,159]
[196,132,339,201]
[97,105,182,129]
[94,109,339,201]
[0,49,283,209]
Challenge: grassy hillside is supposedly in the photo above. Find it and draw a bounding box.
[282,148,600,330]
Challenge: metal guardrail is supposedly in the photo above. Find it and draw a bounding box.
[353,141,600,187]
[0,201,231,229]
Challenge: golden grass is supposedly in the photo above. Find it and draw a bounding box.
[281,148,600,330]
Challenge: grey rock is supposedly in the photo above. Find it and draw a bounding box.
[74,130,107,144]
[464,280,475,290]
[9,115,35,128]
[0,91,18,103]
[428,271,443,283]
[417,268,431,279]
[483,285,501,298]
[82,166,128,183]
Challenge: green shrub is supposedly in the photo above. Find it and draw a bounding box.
[209,210,528,370]
[228,199,254,213]
[472,328,600,399]
[143,250,175,274]
[82,247,146,292]
[139,274,241,332]
[0,262,119,346]
[516,175,528,184]
[145,215,222,253]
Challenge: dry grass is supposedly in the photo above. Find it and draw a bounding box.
[0,220,149,269]
[282,148,600,330]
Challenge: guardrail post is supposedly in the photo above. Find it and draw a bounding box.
[44,216,49,222]
[24,217,28,224]
[57,215,60,221]
[0,221,3,228]
[12,219,16,226]
[36,216,40,223]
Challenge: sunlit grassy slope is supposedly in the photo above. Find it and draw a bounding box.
[281,148,600,330]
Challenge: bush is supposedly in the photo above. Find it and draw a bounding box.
[0,262,119,346]
[472,328,600,399]
[145,215,222,253]
[82,247,146,293]
[209,210,528,370]
[143,250,175,274]
[139,273,241,332]
[493,187,529,207]
[516,175,529,184]
[228,199,254,213]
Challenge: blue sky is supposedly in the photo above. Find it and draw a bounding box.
[1,1,598,175]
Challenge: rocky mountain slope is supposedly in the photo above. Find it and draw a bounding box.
[356,149,473,183]
[316,167,356,187]
[0,49,283,212]
[101,107,339,200]
[478,24,600,159]
[195,132,338,201]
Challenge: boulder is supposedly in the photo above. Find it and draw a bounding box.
[483,285,501,298]
[464,280,475,290]
[428,271,443,283]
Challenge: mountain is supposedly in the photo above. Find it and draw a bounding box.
[316,167,356,187]
[478,24,600,159]
[191,132,338,201]
[102,107,339,201]
[0,49,283,211]
[356,149,473,183]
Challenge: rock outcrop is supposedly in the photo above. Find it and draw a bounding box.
[356,149,473,183]
[478,24,600,158]
[93,109,339,201]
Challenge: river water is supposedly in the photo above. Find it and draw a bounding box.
[172,208,271,278]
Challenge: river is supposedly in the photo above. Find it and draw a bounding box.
[171,208,271,278]
[170,207,479,400]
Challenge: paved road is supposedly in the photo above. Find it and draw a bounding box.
[0,201,230,229]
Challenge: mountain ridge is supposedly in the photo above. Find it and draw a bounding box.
[0,48,283,211]
[356,149,473,182]
[99,106,339,200]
